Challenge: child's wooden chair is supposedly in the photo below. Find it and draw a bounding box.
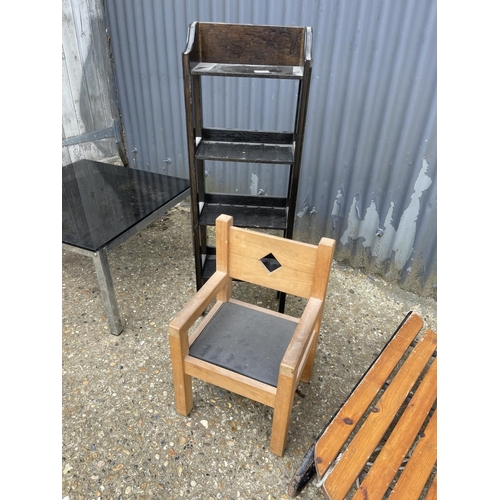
[168,214,335,456]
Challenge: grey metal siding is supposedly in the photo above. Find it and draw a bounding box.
[105,0,437,297]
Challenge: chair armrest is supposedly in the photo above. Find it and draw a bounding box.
[168,270,228,337]
[280,297,323,377]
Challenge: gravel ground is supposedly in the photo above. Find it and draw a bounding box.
[62,202,437,500]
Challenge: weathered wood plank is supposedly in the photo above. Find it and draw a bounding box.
[198,23,305,66]
[62,0,119,165]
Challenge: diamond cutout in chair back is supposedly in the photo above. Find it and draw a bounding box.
[260,253,282,273]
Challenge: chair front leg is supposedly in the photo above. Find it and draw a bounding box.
[169,327,193,416]
[270,371,295,457]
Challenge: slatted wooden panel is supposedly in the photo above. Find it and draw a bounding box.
[351,361,436,499]
[315,312,425,478]
[314,312,437,500]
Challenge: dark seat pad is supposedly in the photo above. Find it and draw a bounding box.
[189,301,297,387]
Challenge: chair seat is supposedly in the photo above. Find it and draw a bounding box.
[189,301,297,387]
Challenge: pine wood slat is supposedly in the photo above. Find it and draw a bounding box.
[322,329,437,500]
[351,358,437,500]
[389,410,437,499]
[314,312,425,478]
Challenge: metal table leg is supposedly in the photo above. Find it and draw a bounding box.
[92,249,123,335]
[63,180,189,336]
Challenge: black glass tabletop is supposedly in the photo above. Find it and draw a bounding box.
[63,159,190,252]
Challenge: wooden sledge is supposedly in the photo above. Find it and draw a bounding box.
[288,311,437,499]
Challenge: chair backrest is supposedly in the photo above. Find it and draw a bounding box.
[216,214,335,300]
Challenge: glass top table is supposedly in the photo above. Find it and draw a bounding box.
[63,159,190,335]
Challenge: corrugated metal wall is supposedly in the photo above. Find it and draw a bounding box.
[104,0,437,297]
